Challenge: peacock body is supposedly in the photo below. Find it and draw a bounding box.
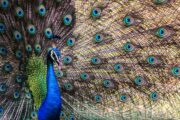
[0,0,180,120]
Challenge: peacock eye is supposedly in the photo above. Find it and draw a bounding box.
[15,7,24,18]
[34,43,41,54]
[66,37,75,46]
[0,83,7,93]
[0,0,9,10]
[94,95,102,103]
[38,4,46,16]
[91,57,101,65]
[31,111,37,119]
[64,83,73,91]
[63,14,73,26]
[56,70,64,78]
[114,63,123,72]
[63,56,72,65]
[13,90,20,99]
[94,33,103,43]
[27,24,36,35]
[171,67,180,76]
[147,56,157,65]
[123,16,134,26]
[150,92,158,101]
[103,79,111,88]
[26,44,32,53]
[120,95,127,102]
[3,63,13,73]
[69,113,74,120]
[123,42,134,52]
[0,106,4,116]
[80,72,89,81]
[0,22,6,33]
[60,111,65,117]
[91,8,101,18]
[26,92,32,99]
[134,76,143,86]
[15,50,23,59]
[0,46,7,56]
[156,27,166,38]
[154,0,168,4]
[15,74,24,83]
[44,28,53,39]
[13,30,23,42]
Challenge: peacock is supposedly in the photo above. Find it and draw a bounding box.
[0,0,180,120]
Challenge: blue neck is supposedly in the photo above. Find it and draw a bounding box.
[38,60,62,120]
[46,61,61,96]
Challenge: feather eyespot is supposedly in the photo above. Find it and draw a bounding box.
[114,63,123,72]
[15,74,24,83]
[70,113,74,120]
[171,67,180,76]
[156,27,166,38]
[0,83,7,93]
[123,16,134,26]
[13,31,23,42]
[0,22,6,33]
[27,24,36,35]
[94,33,103,43]
[26,92,32,99]
[44,28,53,39]
[154,0,168,4]
[63,14,73,26]
[91,57,101,65]
[34,44,41,54]
[0,46,7,56]
[120,95,127,102]
[66,37,75,46]
[0,0,9,10]
[0,106,4,116]
[15,50,23,59]
[64,83,73,91]
[13,90,20,99]
[80,73,89,81]
[26,44,32,53]
[56,70,64,78]
[134,76,143,86]
[103,79,111,88]
[15,7,24,18]
[3,63,13,73]
[94,95,102,103]
[91,8,101,18]
[31,111,37,119]
[147,56,158,65]
[150,92,158,101]
[60,111,65,117]
[123,42,134,52]
[63,56,72,65]
[38,4,46,16]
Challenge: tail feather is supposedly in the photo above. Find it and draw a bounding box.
[0,0,180,120]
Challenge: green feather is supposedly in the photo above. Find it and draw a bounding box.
[26,55,47,108]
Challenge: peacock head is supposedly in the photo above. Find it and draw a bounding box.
[47,47,61,66]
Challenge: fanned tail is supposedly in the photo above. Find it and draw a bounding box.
[57,0,180,119]
[0,0,180,120]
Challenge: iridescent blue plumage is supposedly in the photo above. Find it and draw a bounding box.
[38,48,62,120]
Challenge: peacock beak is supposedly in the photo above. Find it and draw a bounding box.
[56,58,62,72]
